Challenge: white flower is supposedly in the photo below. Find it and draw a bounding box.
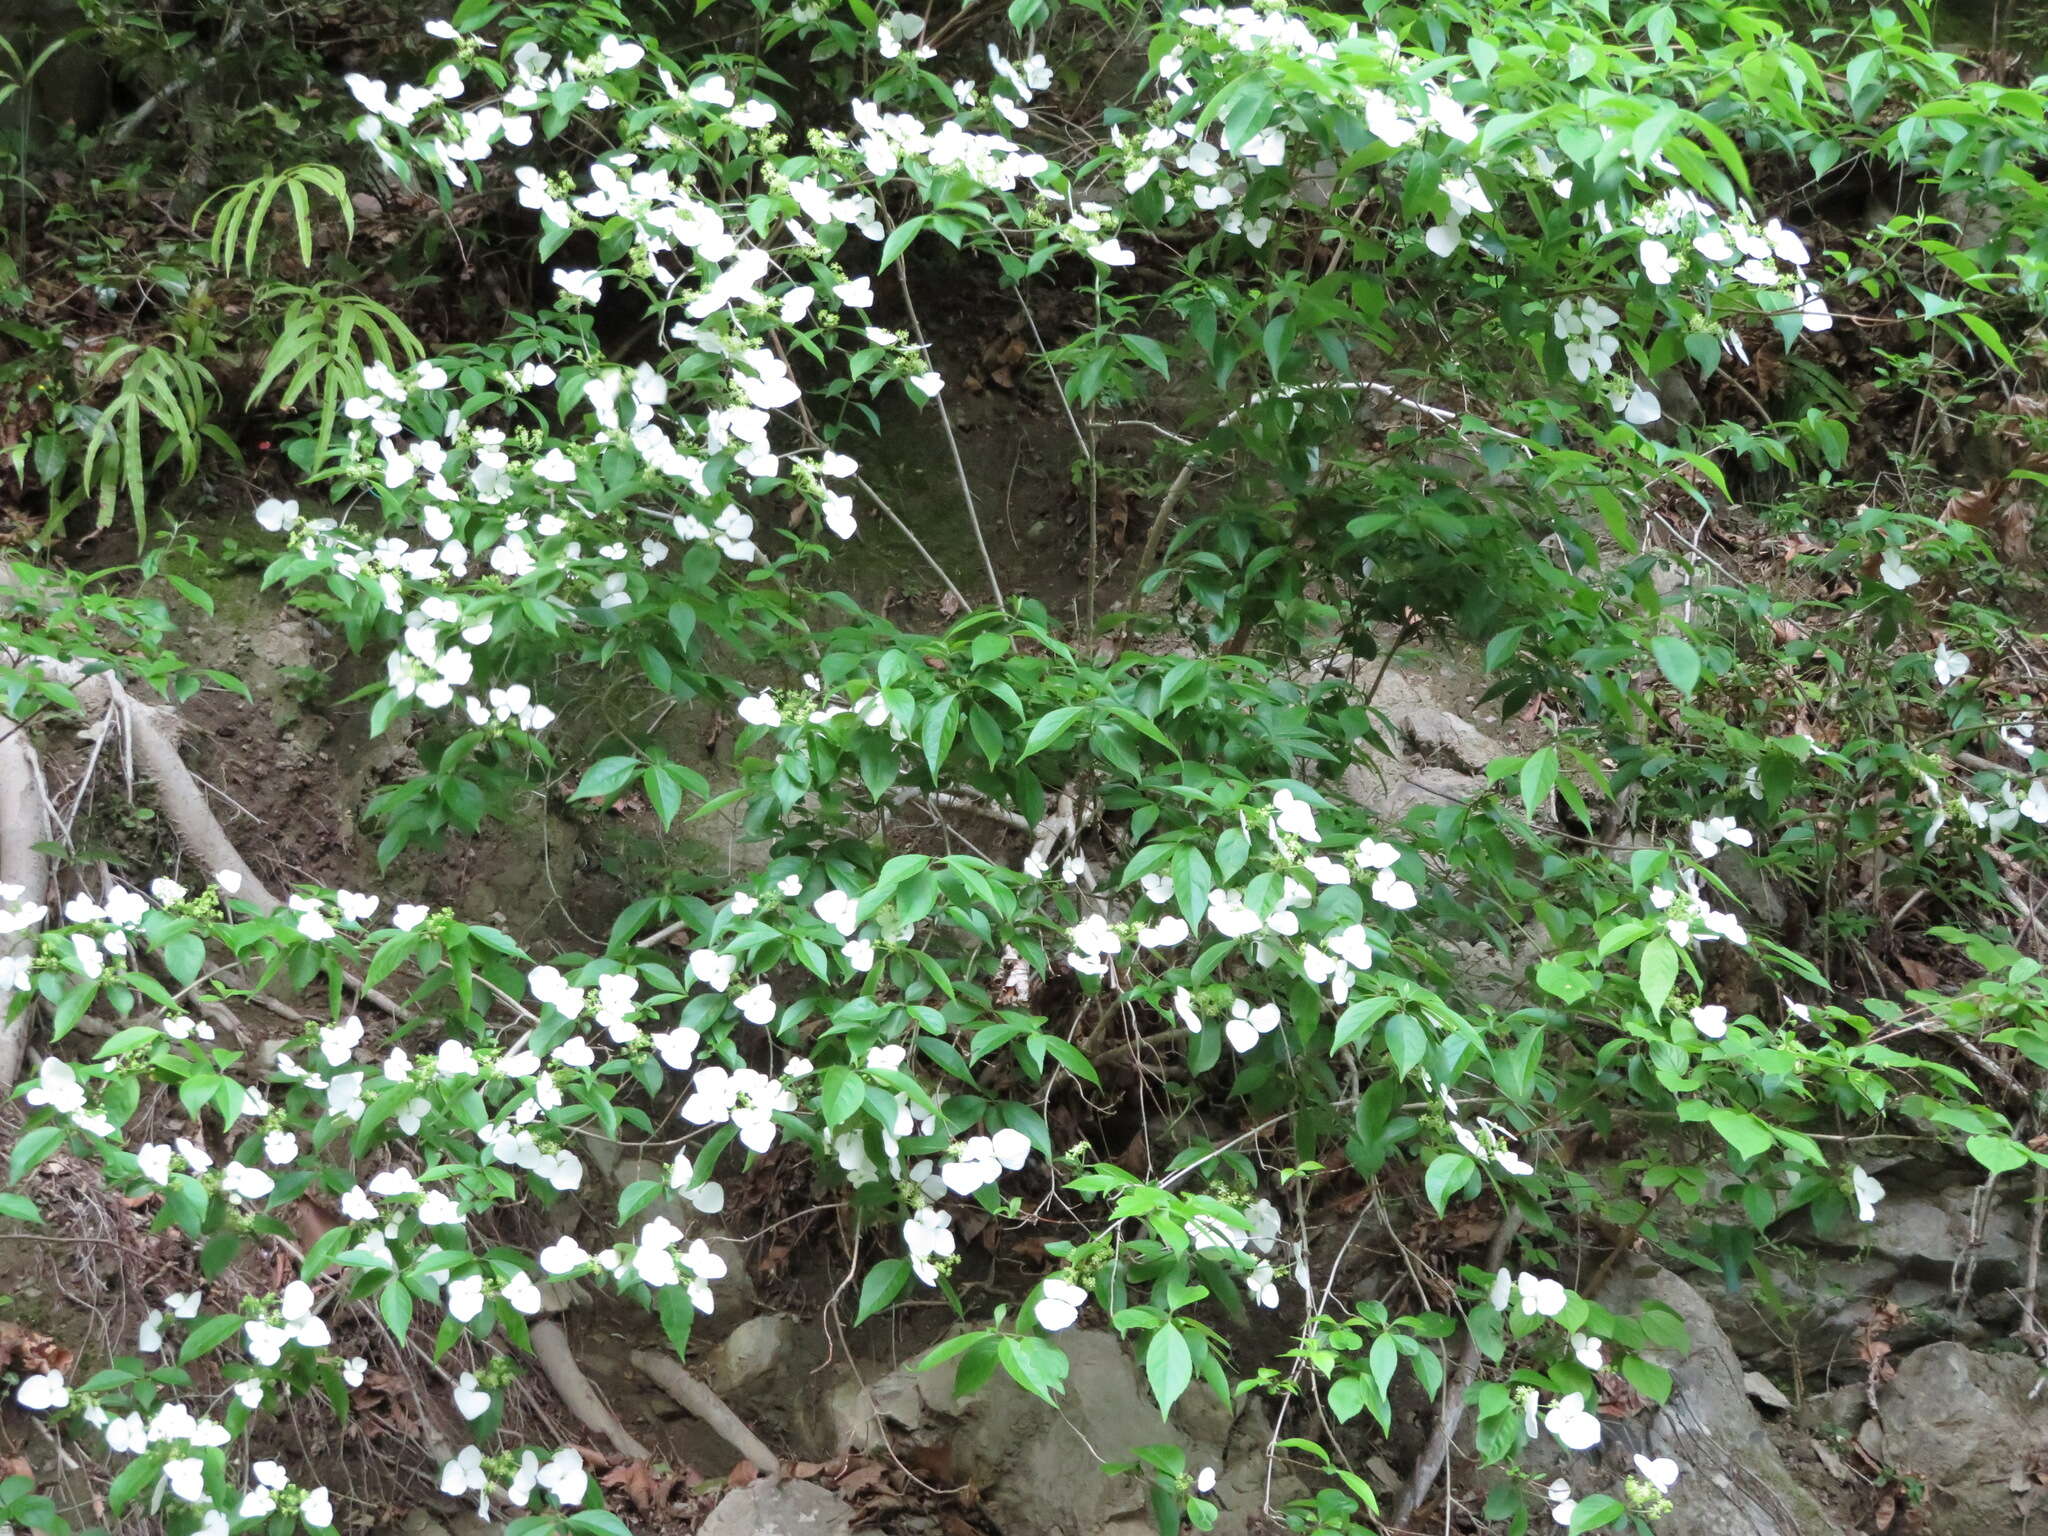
[1271,787,1320,842]
[1518,1271,1569,1318]
[454,1371,492,1420]
[1571,1332,1604,1369]
[553,268,603,304]
[540,1235,592,1275]
[222,1162,276,1202]
[1548,1479,1576,1526]
[1086,238,1136,266]
[833,277,874,308]
[1034,1276,1086,1331]
[737,691,782,728]
[335,889,379,923]
[1224,998,1281,1054]
[1933,641,1970,687]
[1424,222,1461,257]
[1850,1164,1886,1222]
[25,1056,85,1115]
[1689,816,1754,859]
[165,1455,208,1503]
[1879,549,1921,590]
[734,982,776,1025]
[447,1273,487,1321]
[441,1445,486,1496]
[538,1446,589,1504]
[1639,238,1681,285]
[1370,868,1417,910]
[1690,1004,1729,1038]
[254,498,301,533]
[1622,386,1663,426]
[17,1369,67,1411]
[302,1486,335,1527]
[814,888,859,936]
[1545,1391,1603,1450]
[1634,1454,1680,1493]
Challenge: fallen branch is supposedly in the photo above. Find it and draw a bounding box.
[532,1319,653,1461]
[630,1347,781,1479]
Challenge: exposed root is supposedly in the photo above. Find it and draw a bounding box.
[630,1347,782,1479]
[0,619,280,1091]
[0,714,50,1093]
[531,1318,653,1462]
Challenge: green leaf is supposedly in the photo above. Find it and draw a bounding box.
[9,1124,63,1182]
[1519,745,1558,820]
[1423,1152,1475,1214]
[1535,960,1593,1004]
[854,1258,912,1325]
[1650,634,1701,698]
[1144,1323,1193,1418]
[1385,1013,1427,1077]
[179,1311,247,1364]
[1708,1107,1774,1162]
[0,1192,38,1223]
[1619,1354,1673,1404]
[1638,937,1679,1014]
[572,755,640,803]
[379,1279,414,1339]
[1569,1494,1626,1532]
[1966,1134,2031,1174]
[163,931,205,987]
[1019,706,1086,759]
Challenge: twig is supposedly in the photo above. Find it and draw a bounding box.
[893,267,1004,608]
[886,786,1031,832]
[532,1319,653,1461]
[630,1347,782,1478]
[1388,1205,1524,1529]
[849,475,972,613]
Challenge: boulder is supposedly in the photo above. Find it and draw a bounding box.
[1862,1342,2048,1535]
[1815,1172,2033,1292]
[707,1314,800,1396]
[1601,1264,1850,1536]
[697,1478,854,1536]
[1336,665,1508,821]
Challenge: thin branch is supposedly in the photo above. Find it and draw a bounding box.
[849,474,972,613]
[893,266,1004,607]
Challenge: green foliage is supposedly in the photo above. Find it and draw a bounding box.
[11,1,2048,1534]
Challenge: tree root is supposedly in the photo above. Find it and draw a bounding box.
[0,714,49,1094]
[630,1347,782,1479]
[531,1319,653,1462]
[0,646,281,1094]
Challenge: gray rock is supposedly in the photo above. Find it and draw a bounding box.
[1863,1342,2048,1535]
[1601,1264,1850,1536]
[698,1479,854,1536]
[708,1315,798,1396]
[1819,1177,2032,1292]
